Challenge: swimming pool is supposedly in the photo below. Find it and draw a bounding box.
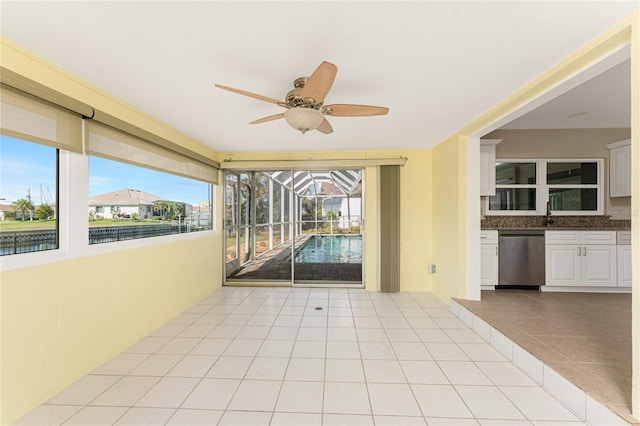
[295,235,362,264]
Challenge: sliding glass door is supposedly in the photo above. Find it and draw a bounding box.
[223,169,363,286]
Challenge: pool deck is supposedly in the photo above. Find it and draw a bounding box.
[227,235,363,283]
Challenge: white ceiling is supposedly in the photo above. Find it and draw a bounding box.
[502,59,631,129]
[1,1,637,153]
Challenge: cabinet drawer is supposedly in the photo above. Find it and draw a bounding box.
[545,231,616,245]
[617,231,631,245]
[581,231,616,245]
[545,231,581,245]
[480,230,498,245]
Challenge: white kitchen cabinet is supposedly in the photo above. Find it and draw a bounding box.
[607,139,631,198]
[480,139,501,196]
[582,245,617,286]
[617,231,632,287]
[546,245,582,286]
[480,231,498,286]
[545,231,617,287]
[617,246,632,287]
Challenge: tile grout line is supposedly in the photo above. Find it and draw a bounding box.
[25,288,608,425]
[449,299,629,425]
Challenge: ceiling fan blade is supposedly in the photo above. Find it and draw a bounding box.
[300,61,338,104]
[250,113,284,124]
[323,104,389,117]
[215,84,283,105]
[316,118,333,134]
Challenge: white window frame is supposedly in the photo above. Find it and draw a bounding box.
[543,158,604,216]
[0,149,217,272]
[485,158,604,216]
[486,159,542,216]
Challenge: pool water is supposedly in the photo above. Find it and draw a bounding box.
[295,235,362,264]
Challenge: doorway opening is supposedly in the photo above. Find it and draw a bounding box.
[224,169,363,287]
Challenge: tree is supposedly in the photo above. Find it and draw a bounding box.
[154,200,182,220]
[11,198,34,221]
[168,202,183,219]
[153,200,170,220]
[35,203,54,220]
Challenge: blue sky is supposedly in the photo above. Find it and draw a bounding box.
[1,136,211,206]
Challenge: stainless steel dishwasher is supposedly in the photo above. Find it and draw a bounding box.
[498,230,545,289]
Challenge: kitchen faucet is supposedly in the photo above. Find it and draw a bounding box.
[545,201,555,227]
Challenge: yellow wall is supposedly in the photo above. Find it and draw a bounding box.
[430,135,469,302]
[0,235,222,424]
[399,150,433,292]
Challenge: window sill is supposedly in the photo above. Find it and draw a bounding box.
[0,229,218,272]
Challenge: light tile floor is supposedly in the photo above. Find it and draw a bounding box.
[15,287,588,426]
[454,290,635,424]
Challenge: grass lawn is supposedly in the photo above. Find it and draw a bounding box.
[0,220,56,231]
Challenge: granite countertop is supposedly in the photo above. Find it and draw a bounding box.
[482,226,631,231]
[481,215,631,231]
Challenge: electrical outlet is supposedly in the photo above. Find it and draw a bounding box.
[428,264,436,273]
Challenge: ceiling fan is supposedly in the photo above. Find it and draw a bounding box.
[215,61,389,134]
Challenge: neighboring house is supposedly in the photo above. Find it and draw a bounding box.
[317,182,363,229]
[89,189,161,219]
[0,204,12,221]
[0,203,57,221]
[192,200,212,212]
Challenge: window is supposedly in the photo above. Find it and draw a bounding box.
[487,159,603,216]
[546,161,599,212]
[489,162,537,213]
[88,156,213,245]
[0,136,58,256]
[1,78,219,266]
[1,83,81,257]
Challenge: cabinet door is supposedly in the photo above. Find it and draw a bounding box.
[582,245,617,287]
[617,245,632,287]
[479,145,495,196]
[609,144,631,197]
[546,245,581,286]
[480,244,498,286]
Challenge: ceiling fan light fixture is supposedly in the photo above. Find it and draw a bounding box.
[284,108,324,134]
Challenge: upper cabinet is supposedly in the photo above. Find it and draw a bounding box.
[480,139,501,196]
[607,139,631,198]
